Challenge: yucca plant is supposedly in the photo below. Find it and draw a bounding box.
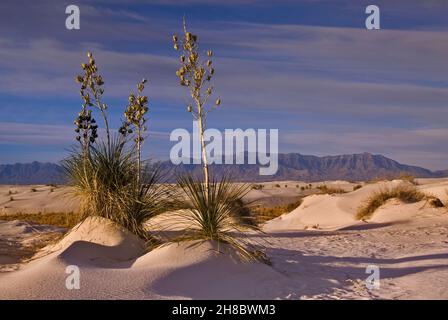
[170,174,267,262]
[62,139,174,242]
[171,21,266,261]
[63,52,172,243]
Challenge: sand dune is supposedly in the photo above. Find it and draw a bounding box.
[0,179,447,299]
[0,217,289,299]
[0,185,78,214]
[0,180,357,215]
[264,179,448,231]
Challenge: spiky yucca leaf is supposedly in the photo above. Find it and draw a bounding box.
[171,174,267,262]
[61,136,174,243]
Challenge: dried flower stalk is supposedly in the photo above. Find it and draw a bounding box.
[173,19,221,190]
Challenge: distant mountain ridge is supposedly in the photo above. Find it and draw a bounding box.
[0,153,446,184]
[0,162,63,185]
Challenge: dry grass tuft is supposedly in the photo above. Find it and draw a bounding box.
[0,212,79,229]
[251,184,264,190]
[357,185,426,220]
[251,198,303,224]
[368,173,418,185]
[317,185,347,195]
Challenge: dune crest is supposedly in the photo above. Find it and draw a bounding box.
[264,179,448,232]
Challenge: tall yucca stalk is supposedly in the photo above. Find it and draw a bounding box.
[173,19,221,192]
[120,79,149,185]
[75,52,110,150]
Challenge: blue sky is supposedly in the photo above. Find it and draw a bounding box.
[0,0,448,169]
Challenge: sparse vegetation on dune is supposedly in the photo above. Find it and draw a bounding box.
[398,173,418,185]
[427,197,445,208]
[251,198,303,224]
[0,212,78,229]
[317,185,346,195]
[368,172,418,185]
[356,185,441,220]
[251,184,264,190]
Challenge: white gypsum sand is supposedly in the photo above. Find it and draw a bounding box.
[0,178,447,299]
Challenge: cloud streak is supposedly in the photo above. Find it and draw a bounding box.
[0,1,447,169]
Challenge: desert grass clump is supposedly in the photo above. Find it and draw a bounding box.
[1,212,79,229]
[251,198,303,224]
[173,174,266,262]
[427,196,444,208]
[251,184,264,190]
[397,173,418,185]
[357,185,426,220]
[368,172,418,185]
[317,185,346,194]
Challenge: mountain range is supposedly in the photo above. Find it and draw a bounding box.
[0,153,446,184]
